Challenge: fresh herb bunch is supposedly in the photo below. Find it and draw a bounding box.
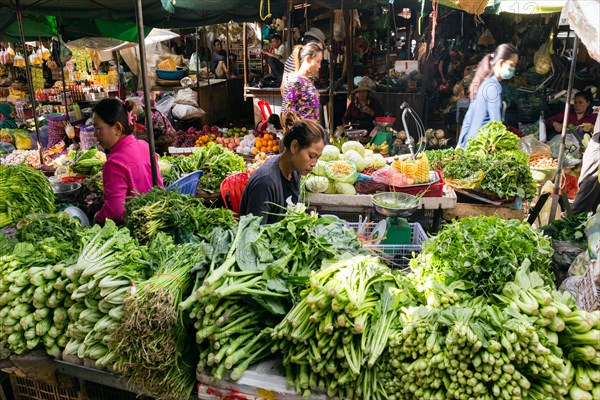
[124,187,237,244]
[542,213,589,242]
[161,143,246,192]
[16,213,83,246]
[0,165,56,228]
[466,121,520,156]
[480,152,537,200]
[409,216,554,298]
[425,148,459,171]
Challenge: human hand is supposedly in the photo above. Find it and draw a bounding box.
[553,122,562,132]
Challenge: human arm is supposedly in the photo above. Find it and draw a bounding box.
[546,112,565,132]
[342,101,356,125]
[486,82,503,122]
[94,161,129,225]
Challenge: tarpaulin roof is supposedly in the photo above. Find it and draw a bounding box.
[564,0,600,62]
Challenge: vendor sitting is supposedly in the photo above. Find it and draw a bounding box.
[0,103,17,129]
[342,79,383,133]
[546,91,597,137]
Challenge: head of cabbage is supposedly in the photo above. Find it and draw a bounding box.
[341,150,365,172]
[342,141,365,157]
[305,175,329,193]
[320,145,341,162]
[312,160,327,176]
[373,153,386,168]
[334,182,356,195]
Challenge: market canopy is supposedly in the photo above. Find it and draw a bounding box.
[564,0,600,62]
[66,28,178,52]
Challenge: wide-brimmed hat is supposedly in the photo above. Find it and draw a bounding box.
[352,79,375,94]
[305,27,325,43]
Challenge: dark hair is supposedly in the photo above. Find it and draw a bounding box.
[469,43,518,100]
[267,113,282,130]
[271,34,282,42]
[574,90,592,103]
[93,98,134,135]
[291,42,324,72]
[281,112,325,150]
[212,39,221,47]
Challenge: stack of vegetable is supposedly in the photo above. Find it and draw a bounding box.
[160,143,246,192]
[124,187,237,244]
[0,165,55,228]
[434,121,537,200]
[109,234,205,400]
[271,255,413,399]
[183,209,364,384]
[409,216,554,299]
[304,141,385,194]
[63,221,151,369]
[0,214,83,356]
[58,147,106,178]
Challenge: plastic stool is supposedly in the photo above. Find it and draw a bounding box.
[220,172,250,216]
[166,170,204,195]
[257,100,273,122]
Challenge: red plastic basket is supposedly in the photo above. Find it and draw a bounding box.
[390,170,445,198]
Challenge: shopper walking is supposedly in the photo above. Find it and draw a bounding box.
[280,27,325,99]
[457,43,519,148]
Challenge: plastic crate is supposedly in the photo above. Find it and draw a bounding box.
[166,170,204,195]
[348,222,427,268]
[9,375,82,400]
[577,261,599,312]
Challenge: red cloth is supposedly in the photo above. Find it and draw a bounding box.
[95,134,163,225]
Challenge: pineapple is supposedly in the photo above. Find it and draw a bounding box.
[415,153,430,184]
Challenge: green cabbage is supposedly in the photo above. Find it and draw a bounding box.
[313,160,327,177]
[373,153,386,168]
[324,179,337,194]
[325,160,357,184]
[320,145,341,161]
[342,141,365,157]
[341,150,365,172]
[334,182,356,195]
[305,175,329,193]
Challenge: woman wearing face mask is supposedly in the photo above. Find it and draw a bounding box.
[457,44,519,148]
[239,113,326,224]
[546,91,597,137]
[281,42,324,121]
[92,98,163,225]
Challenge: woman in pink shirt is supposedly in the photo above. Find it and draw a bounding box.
[93,99,163,225]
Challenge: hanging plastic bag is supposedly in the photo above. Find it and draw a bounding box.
[6,44,15,57]
[41,44,51,61]
[548,134,581,159]
[59,36,72,65]
[534,39,552,75]
[13,53,25,68]
[174,87,198,107]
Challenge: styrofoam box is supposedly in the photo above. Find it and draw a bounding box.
[394,60,419,74]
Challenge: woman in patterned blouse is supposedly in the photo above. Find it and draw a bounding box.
[282,42,323,121]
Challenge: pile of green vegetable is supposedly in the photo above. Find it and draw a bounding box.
[542,213,589,243]
[436,121,537,200]
[124,187,236,244]
[66,147,106,176]
[271,255,413,399]
[161,143,246,192]
[0,215,84,356]
[409,216,554,298]
[378,265,600,400]
[0,165,55,228]
[183,208,364,384]
[109,234,205,400]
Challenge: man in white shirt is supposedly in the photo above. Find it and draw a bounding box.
[261,34,288,80]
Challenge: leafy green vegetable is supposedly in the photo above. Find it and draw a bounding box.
[124,187,237,244]
[425,148,460,171]
[0,165,55,228]
[466,121,520,156]
[16,213,83,246]
[161,143,245,192]
[409,216,554,298]
[542,213,589,242]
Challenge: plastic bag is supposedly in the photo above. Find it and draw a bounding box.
[14,129,32,150]
[558,276,583,301]
[371,165,408,187]
[444,170,485,190]
[174,88,198,107]
[13,53,25,68]
[519,135,552,158]
[534,39,552,75]
[568,251,591,277]
[548,134,580,159]
[155,95,175,117]
[586,207,600,258]
[172,104,206,120]
[552,239,584,272]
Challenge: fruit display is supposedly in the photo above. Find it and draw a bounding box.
[391,152,431,184]
[237,133,257,155]
[195,125,241,151]
[365,141,389,155]
[252,132,280,155]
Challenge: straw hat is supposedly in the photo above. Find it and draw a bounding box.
[352,78,375,94]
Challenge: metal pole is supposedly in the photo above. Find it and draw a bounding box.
[134,0,158,186]
[15,1,44,166]
[203,26,212,123]
[195,27,200,103]
[328,10,334,133]
[386,5,391,113]
[549,34,579,222]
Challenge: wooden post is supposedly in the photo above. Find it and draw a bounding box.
[344,9,353,104]
[243,22,248,100]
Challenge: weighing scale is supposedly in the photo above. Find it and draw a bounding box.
[371,192,419,246]
[370,117,396,148]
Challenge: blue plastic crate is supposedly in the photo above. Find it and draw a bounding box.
[166,170,203,196]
